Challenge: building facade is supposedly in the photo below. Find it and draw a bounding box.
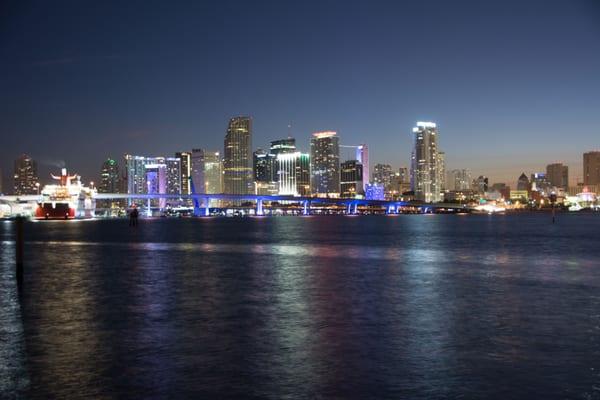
[253,149,276,183]
[310,131,340,197]
[356,144,369,191]
[411,122,442,202]
[517,172,530,191]
[224,116,253,194]
[546,163,568,189]
[124,155,181,207]
[203,151,222,194]
[583,151,600,186]
[13,154,38,195]
[340,160,363,198]
[176,151,192,195]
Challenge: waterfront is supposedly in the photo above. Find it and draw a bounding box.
[1,214,600,399]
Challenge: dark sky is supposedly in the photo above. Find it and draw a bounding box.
[1,0,599,190]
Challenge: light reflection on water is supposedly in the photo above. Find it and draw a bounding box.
[1,214,600,399]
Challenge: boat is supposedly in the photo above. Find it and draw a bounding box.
[35,168,96,220]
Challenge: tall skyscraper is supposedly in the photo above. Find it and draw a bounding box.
[191,148,205,194]
[253,149,276,183]
[372,164,393,193]
[356,144,369,191]
[310,131,340,197]
[270,138,296,155]
[13,154,39,195]
[448,169,472,191]
[224,116,253,194]
[583,151,600,186]
[296,153,311,196]
[203,151,222,194]
[340,160,363,198]
[99,158,120,193]
[411,122,442,202]
[517,173,530,191]
[546,163,568,189]
[176,151,192,195]
[124,155,180,207]
[437,151,446,191]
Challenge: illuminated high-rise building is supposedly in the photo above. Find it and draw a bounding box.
[411,122,442,202]
[270,138,296,155]
[437,151,446,191]
[99,158,120,193]
[583,151,600,186]
[13,154,38,195]
[340,160,363,198]
[176,151,192,195]
[224,116,253,194]
[448,169,472,191]
[372,164,393,193]
[310,131,340,197]
[530,173,550,195]
[517,173,530,191]
[546,163,568,189]
[253,149,276,183]
[356,144,369,191]
[203,151,222,194]
[276,151,310,196]
[191,148,205,194]
[124,155,180,207]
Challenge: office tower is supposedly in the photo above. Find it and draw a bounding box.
[176,151,192,195]
[165,157,181,195]
[474,175,489,194]
[373,163,393,194]
[448,169,471,191]
[583,151,600,186]
[398,167,410,184]
[270,138,296,155]
[411,122,442,202]
[340,160,363,198]
[295,153,311,196]
[437,151,446,191]
[203,151,223,194]
[224,116,253,194]
[191,148,205,194]
[13,154,39,195]
[546,163,568,189]
[356,144,369,191]
[310,131,340,197]
[517,173,530,191]
[253,149,276,183]
[530,173,550,194]
[99,158,120,193]
[125,155,179,207]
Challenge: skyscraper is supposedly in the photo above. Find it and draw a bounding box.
[583,151,600,186]
[270,138,296,155]
[176,151,192,195]
[517,173,530,191]
[310,131,340,197]
[253,149,276,183]
[224,116,253,194]
[372,164,393,193]
[203,151,222,194]
[340,160,363,198]
[13,154,38,195]
[437,151,446,191]
[546,163,568,189]
[191,148,205,194]
[411,122,442,202]
[448,169,472,191]
[356,144,369,191]
[99,158,120,193]
[124,155,180,207]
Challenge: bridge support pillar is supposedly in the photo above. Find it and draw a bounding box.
[303,201,310,215]
[203,197,210,217]
[147,198,152,217]
[346,203,352,214]
[256,199,264,216]
[353,202,358,215]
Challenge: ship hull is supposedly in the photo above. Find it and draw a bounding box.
[35,202,76,220]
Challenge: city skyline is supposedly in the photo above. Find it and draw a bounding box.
[1,1,599,188]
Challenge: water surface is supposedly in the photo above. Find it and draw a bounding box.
[1,214,600,399]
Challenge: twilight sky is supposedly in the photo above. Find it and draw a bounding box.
[1,0,599,190]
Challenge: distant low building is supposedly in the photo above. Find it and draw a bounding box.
[364,183,385,200]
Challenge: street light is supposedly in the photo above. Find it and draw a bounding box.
[35,182,40,195]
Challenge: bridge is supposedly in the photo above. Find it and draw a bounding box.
[0,192,470,217]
